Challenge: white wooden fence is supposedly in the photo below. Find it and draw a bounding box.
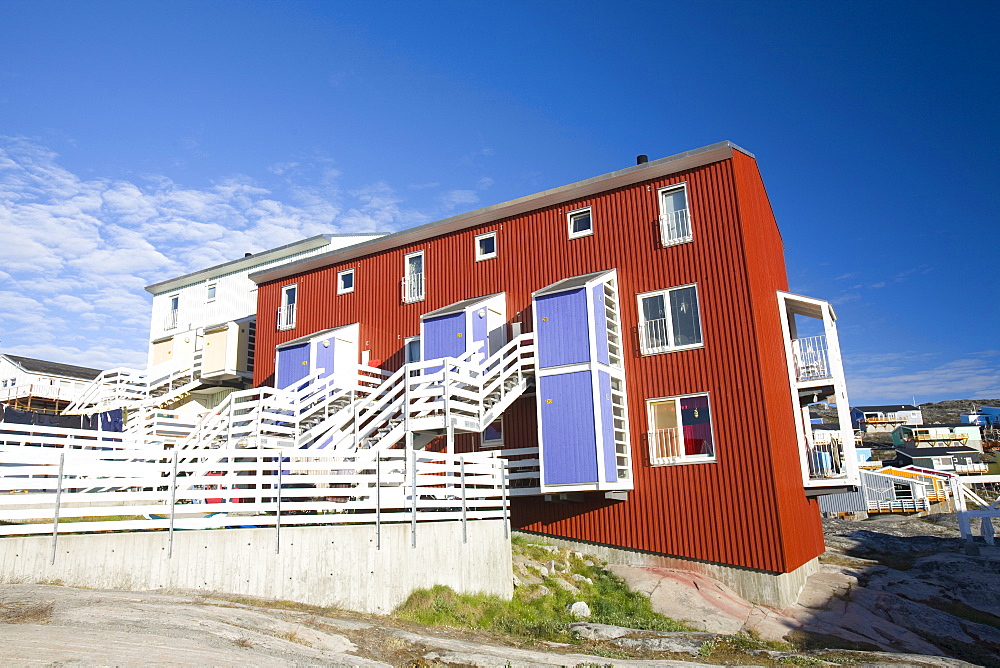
[0,427,508,554]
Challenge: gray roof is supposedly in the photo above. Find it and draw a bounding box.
[250,141,752,285]
[145,234,381,295]
[3,355,101,380]
[895,445,978,457]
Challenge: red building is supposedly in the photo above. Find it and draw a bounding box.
[250,142,858,604]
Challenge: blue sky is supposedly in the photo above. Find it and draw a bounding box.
[0,1,996,404]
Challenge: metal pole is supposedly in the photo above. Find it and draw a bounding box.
[375,452,381,550]
[460,455,467,544]
[410,443,417,549]
[50,452,65,565]
[501,460,509,539]
[276,451,282,554]
[168,449,178,557]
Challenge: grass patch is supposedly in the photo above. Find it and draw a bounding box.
[1,601,54,624]
[233,635,254,648]
[395,543,689,643]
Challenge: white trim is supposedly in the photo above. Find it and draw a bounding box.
[645,392,717,465]
[636,283,704,355]
[475,231,498,261]
[278,284,297,331]
[656,183,692,247]
[337,268,355,295]
[402,251,425,304]
[567,206,593,239]
[205,283,216,303]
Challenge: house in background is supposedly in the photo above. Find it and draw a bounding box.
[850,404,923,433]
[962,406,1000,426]
[891,444,988,474]
[819,468,932,516]
[65,233,380,428]
[0,354,101,413]
[892,423,983,452]
[242,140,859,602]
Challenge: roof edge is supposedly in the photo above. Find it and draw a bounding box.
[251,141,747,285]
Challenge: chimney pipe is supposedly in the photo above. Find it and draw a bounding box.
[636,154,648,165]
[244,252,253,257]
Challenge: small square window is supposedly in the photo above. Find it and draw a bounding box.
[567,207,593,239]
[481,418,504,449]
[475,232,497,261]
[206,284,216,302]
[337,268,355,295]
[647,393,715,465]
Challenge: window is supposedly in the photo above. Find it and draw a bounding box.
[278,284,297,330]
[481,418,504,449]
[337,268,355,295]
[567,207,593,239]
[637,284,702,354]
[647,393,715,465]
[165,295,179,329]
[404,335,421,377]
[475,232,497,261]
[658,184,692,247]
[402,251,425,303]
[206,283,217,302]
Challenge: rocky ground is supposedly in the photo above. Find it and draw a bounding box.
[612,512,1000,667]
[2,512,998,666]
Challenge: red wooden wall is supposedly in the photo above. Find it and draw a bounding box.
[254,153,826,574]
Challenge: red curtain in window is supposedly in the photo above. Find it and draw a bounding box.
[680,395,713,456]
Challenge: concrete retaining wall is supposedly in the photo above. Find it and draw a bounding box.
[0,520,512,614]
[515,531,817,608]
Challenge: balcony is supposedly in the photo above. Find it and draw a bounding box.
[863,415,908,425]
[401,272,425,304]
[955,463,989,474]
[648,428,681,466]
[791,335,831,382]
[805,438,847,480]
[276,303,296,331]
[164,309,179,330]
[658,209,691,247]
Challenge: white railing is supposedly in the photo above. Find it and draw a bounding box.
[63,357,201,415]
[401,273,425,304]
[638,318,672,355]
[0,444,507,537]
[955,463,989,474]
[791,335,831,382]
[164,309,179,330]
[277,303,296,330]
[806,438,846,479]
[951,475,1000,546]
[648,428,681,466]
[658,209,691,247]
[0,382,84,405]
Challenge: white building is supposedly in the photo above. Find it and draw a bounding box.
[66,233,380,423]
[0,354,102,413]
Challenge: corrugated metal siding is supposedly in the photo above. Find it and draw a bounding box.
[818,488,867,514]
[254,156,824,574]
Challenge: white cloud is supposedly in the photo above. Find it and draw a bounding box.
[846,353,1000,404]
[0,136,417,369]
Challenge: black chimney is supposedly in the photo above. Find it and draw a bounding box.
[636,154,648,165]
[244,252,253,257]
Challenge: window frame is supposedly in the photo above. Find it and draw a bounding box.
[404,335,421,377]
[645,392,716,466]
[636,283,704,355]
[278,283,297,331]
[566,206,593,239]
[205,283,217,302]
[480,417,504,449]
[657,183,692,247]
[475,231,498,261]
[402,250,425,304]
[337,268,355,295]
